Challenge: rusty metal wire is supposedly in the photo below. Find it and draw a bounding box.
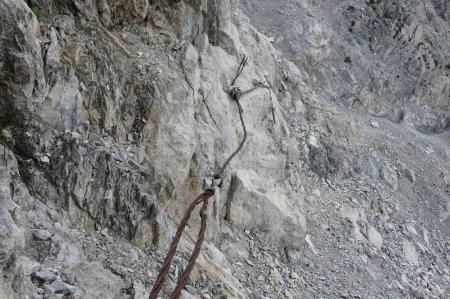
[149,55,253,299]
[218,95,246,175]
[169,194,211,299]
[231,55,248,86]
[219,57,267,175]
[148,190,214,299]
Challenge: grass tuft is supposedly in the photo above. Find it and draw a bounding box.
[30,4,43,22]
[0,132,6,146]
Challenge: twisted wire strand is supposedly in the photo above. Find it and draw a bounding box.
[218,97,247,175]
[169,194,211,299]
[148,190,214,299]
[231,56,248,86]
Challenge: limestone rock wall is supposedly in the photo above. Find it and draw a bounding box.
[0,0,305,297]
[0,0,448,298]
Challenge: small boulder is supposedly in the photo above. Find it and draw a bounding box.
[32,229,52,241]
[50,279,76,295]
[367,226,383,250]
[380,165,398,190]
[194,33,209,50]
[370,120,380,128]
[32,268,58,283]
[290,272,300,280]
[403,167,416,184]
[284,290,294,299]
[226,169,306,248]
[271,268,284,285]
[403,240,419,266]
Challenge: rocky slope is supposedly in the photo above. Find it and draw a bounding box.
[0,0,448,298]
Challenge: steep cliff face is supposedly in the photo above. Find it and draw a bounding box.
[0,0,448,298]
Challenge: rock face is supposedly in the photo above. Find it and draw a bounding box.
[226,169,306,248]
[0,0,449,298]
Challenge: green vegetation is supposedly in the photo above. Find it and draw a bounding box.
[0,132,6,146]
[0,115,19,146]
[344,56,352,64]
[0,115,18,128]
[30,4,42,22]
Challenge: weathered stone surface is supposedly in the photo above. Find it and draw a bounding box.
[370,120,380,129]
[0,146,29,294]
[31,229,52,241]
[226,169,306,248]
[194,32,209,50]
[0,0,45,119]
[32,268,58,283]
[380,164,399,190]
[367,226,383,251]
[50,279,76,295]
[70,262,125,298]
[0,0,448,298]
[403,240,419,266]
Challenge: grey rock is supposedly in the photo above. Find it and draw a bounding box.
[284,290,294,299]
[403,167,416,184]
[38,155,51,164]
[32,268,58,283]
[370,120,380,128]
[131,280,148,299]
[367,226,383,251]
[290,272,299,280]
[53,15,76,35]
[46,28,61,69]
[271,268,284,285]
[226,169,306,248]
[50,279,75,295]
[70,262,125,298]
[194,32,209,50]
[403,240,419,266]
[32,229,52,241]
[44,283,55,295]
[0,0,45,115]
[380,165,399,190]
[97,0,112,27]
[0,0,449,298]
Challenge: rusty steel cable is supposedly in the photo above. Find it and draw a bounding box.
[219,57,271,175]
[148,55,252,299]
[148,190,214,299]
[231,55,248,86]
[218,96,246,175]
[169,195,211,299]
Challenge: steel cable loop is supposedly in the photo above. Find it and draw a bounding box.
[169,193,212,299]
[148,190,214,299]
